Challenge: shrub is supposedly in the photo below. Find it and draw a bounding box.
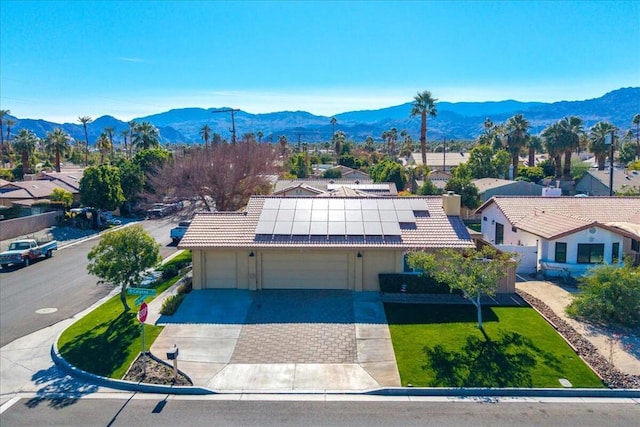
[566,262,640,328]
[177,278,192,294]
[378,273,459,294]
[160,293,186,315]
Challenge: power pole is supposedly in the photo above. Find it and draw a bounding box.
[212,108,240,143]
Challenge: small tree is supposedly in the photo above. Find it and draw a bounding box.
[50,188,73,208]
[79,164,125,222]
[407,247,514,329]
[87,226,161,312]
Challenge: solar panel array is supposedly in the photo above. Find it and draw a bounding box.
[255,198,426,238]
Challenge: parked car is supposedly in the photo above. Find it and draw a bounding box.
[170,221,192,244]
[0,238,58,268]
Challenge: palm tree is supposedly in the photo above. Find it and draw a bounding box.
[96,132,111,163]
[0,109,9,147]
[128,120,137,158]
[199,124,211,147]
[5,118,15,143]
[526,135,543,167]
[542,122,564,178]
[333,130,345,163]
[278,135,288,159]
[589,121,616,170]
[257,130,263,143]
[559,116,583,179]
[364,136,375,153]
[13,129,38,175]
[330,117,337,135]
[410,90,438,167]
[78,116,92,165]
[44,128,71,172]
[104,126,115,156]
[132,121,159,151]
[633,113,640,161]
[505,114,530,179]
[121,129,130,159]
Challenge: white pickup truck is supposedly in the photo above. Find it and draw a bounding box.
[170,221,192,244]
[0,238,58,268]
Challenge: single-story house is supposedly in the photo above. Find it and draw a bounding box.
[409,152,470,172]
[0,179,79,207]
[476,196,640,277]
[472,178,545,202]
[575,169,640,196]
[312,165,370,180]
[180,193,477,291]
[273,179,398,196]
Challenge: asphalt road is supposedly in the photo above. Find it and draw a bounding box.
[2,398,639,426]
[0,218,179,347]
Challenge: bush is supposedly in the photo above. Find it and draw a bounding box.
[566,263,640,328]
[160,293,186,315]
[177,278,192,294]
[378,273,459,294]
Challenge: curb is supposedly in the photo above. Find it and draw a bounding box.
[364,386,640,398]
[51,336,214,395]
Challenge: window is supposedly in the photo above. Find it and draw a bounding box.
[612,242,620,263]
[512,226,518,233]
[495,223,504,245]
[632,239,640,252]
[577,244,604,264]
[555,242,567,263]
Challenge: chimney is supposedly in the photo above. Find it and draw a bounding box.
[442,191,461,216]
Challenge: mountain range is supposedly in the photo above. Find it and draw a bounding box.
[4,87,639,145]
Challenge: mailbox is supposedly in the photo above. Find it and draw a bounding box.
[167,345,179,360]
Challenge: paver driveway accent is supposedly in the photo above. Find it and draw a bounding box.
[151,289,400,391]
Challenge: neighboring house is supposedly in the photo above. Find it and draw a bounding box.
[179,193,477,292]
[476,196,640,277]
[472,178,545,202]
[0,179,79,207]
[575,169,640,196]
[313,165,370,180]
[409,152,470,172]
[274,179,398,196]
[38,169,84,193]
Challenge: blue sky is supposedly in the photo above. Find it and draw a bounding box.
[1,0,638,123]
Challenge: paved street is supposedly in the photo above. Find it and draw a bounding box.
[0,219,178,347]
[2,395,639,426]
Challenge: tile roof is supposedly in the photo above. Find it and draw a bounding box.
[180,196,474,250]
[274,179,397,195]
[477,196,640,238]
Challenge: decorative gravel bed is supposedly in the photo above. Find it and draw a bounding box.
[517,289,640,389]
[123,353,192,386]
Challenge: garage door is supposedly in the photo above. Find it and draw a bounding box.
[205,252,237,288]
[261,252,349,289]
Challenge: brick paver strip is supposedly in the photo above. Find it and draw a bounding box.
[231,290,358,364]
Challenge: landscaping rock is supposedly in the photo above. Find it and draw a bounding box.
[123,353,192,386]
[517,289,640,389]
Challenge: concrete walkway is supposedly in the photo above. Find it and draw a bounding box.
[148,289,401,392]
[517,280,640,376]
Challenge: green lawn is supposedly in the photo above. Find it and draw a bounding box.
[57,252,190,379]
[385,304,605,388]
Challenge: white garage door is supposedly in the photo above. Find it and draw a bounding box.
[262,252,349,289]
[205,252,237,288]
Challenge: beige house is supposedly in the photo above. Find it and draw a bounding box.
[180,193,474,291]
[273,179,398,196]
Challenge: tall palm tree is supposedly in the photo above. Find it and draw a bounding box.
[78,116,92,165]
[559,116,584,179]
[5,118,15,143]
[121,129,130,159]
[410,90,438,167]
[96,132,111,163]
[541,122,564,178]
[104,126,115,156]
[364,136,375,153]
[132,121,159,151]
[44,128,71,172]
[589,121,616,170]
[278,135,288,159]
[0,109,9,147]
[128,120,137,158]
[333,130,345,163]
[13,129,38,175]
[504,114,529,179]
[525,135,543,167]
[199,124,211,147]
[633,113,640,161]
[257,130,263,143]
[330,117,337,135]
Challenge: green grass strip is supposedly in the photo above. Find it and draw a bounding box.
[385,304,605,388]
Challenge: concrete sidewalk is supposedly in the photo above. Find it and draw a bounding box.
[148,289,401,392]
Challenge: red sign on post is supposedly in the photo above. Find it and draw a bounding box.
[137,302,148,323]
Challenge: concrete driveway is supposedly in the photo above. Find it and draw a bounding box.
[149,289,400,392]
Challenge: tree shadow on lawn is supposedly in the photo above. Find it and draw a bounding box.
[422,329,561,387]
[59,312,140,377]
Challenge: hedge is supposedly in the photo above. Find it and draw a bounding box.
[378,273,460,294]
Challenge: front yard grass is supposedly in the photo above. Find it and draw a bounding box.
[57,252,190,379]
[385,304,605,388]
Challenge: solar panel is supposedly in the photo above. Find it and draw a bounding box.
[377,199,395,210]
[379,209,397,222]
[364,221,383,235]
[273,220,293,235]
[328,199,345,210]
[296,199,313,210]
[294,209,311,221]
[345,209,363,221]
[328,221,346,235]
[292,221,311,235]
[280,198,297,209]
[255,220,275,235]
[346,221,364,235]
[396,209,416,223]
[278,209,295,221]
[381,221,402,236]
[262,198,281,210]
[310,221,328,235]
[311,209,329,221]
